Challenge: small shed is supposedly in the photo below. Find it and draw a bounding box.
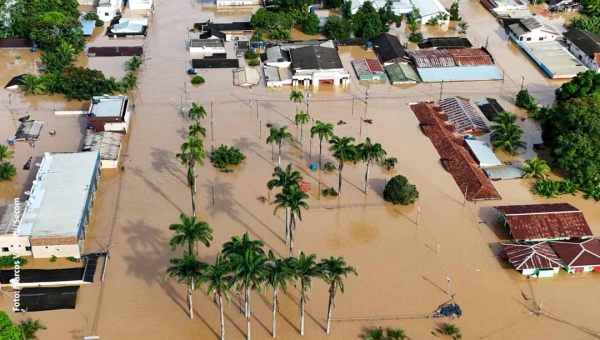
[501,242,562,277]
[4,74,25,91]
[550,239,600,273]
[465,140,502,167]
[15,120,44,141]
[233,67,260,86]
[384,63,421,84]
[351,59,386,81]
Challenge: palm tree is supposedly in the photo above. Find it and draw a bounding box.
[200,254,232,340]
[120,71,138,91]
[521,157,550,180]
[357,137,387,194]
[19,318,46,340]
[272,185,309,257]
[106,76,121,93]
[168,213,213,254]
[289,252,323,336]
[264,250,296,337]
[362,327,384,340]
[189,102,208,122]
[294,111,310,145]
[320,256,357,334]
[222,232,265,258]
[328,135,358,196]
[227,247,267,340]
[266,126,293,166]
[490,123,526,156]
[176,136,205,216]
[310,121,334,167]
[0,144,14,162]
[19,74,46,95]
[443,323,462,340]
[165,252,204,320]
[189,123,206,138]
[290,90,304,115]
[386,328,408,340]
[125,55,143,72]
[267,164,303,244]
[0,162,17,182]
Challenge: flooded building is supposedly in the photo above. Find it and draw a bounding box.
[216,0,256,6]
[501,17,560,43]
[384,62,421,84]
[19,152,101,259]
[260,46,291,68]
[351,59,386,81]
[97,0,124,22]
[233,67,260,86]
[129,0,154,10]
[189,39,226,57]
[550,239,600,274]
[418,37,473,50]
[480,0,528,17]
[15,120,44,141]
[0,204,33,257]
[408,49,503,82]
[501,242,562,277]
[371,33,409,66]
[465,140,502,167]
[563,29,600,73]
[289,45,351,87]
[87,95,131,133]
[3,74,24,91]
[107,18,149,37]
[82,132,123,169]
[264,65,292,87]
[350,0,448,24]
[439,96,489,133]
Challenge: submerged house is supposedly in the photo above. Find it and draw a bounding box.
[384,62,421,84]
[563,29,600,73]
[439,96,489,133]
[501,17,560,43]
[289,45,351,87]
[371,33,410,66]
[87,95,131,133]
[550,239,600,273]
[351,59,386,82]
[97,0,124,22]
[233,67,260,86]
[501,242,562,277]
[82,132,123,169]
[350,0,448,24]
[15,120,44,141]
[261,46,292,68]
[189,39,226,57]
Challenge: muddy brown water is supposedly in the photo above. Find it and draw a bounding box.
[1,1,600,339]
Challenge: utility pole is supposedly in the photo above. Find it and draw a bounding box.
[365,83,370,103]
[259,120,262,139]
[416,206,421,225]
[210,101,213,119]
[211,121,214,141]
[359,117,363,136]
[485,35,489,49]
[537,299,543,316]
[446,277,452,295]
[439,80,444,102]
[351,97,355,115]
[180,95,184,115]
[520,76,525,91]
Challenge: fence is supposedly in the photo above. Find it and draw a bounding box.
[87,46,144,57]
[0,39,33,49]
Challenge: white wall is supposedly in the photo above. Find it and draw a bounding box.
[0,236,33,257]
[97,0,124,21]
[566,42,600,73]
[189,46,226,55]
[104,122,128,133]
[31,244,80,259]
[101,159,118,169]
[216,0,254,6]
[511,28,559,43]
[129,0,153,10]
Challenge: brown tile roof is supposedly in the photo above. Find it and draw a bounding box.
[550,239,600,267]
[501,242,562,270]
[439,96,489,133]
[494,203,594,241]
[410,103,501,201]
[351,59,385,76]
[408,49,495,68]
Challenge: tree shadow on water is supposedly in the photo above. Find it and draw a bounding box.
[129,166,184,214]
[233,137,273,166]
[149,147,187,186]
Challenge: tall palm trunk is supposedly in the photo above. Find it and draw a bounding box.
[326,284,336,334]
[193,164,197,194]
[338,162,344,196]
[284,207,289,245]
[318,138,323,166]
[364,161,371,195]
[219,291,226,340]
[278,142,282,166]
[246,285,251,340]
[188,279,194,319]
[188,167,197,218]
[300,290,306,336]
[300,124,303,145]
[289,212,296,257]
[272,284,279,337]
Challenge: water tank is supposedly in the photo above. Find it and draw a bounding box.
[309,6,315,13]
[251,42,259,48]
[116,11,122,16]
[258,41,264,46]
[366,41,373,49]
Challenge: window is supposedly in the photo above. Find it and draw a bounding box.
[519,36,523,41]
[526,37,531,41]
[579,55,582,60]
[105,12,109,16]
[539,37,543,41]
[25,246,31,251]
[1,247,8,252]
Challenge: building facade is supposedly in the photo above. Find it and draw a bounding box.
[97,0,124,22]
[88,95,131,133]
[563,29,600,73]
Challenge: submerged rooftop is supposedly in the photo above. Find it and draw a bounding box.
[90,95,128,118]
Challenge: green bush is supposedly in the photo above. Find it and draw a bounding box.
[532,179,579,198]
[49,255,57,262]
[515,89,537,111]
[248,58,260,67]
[191,76,205,85]
[211,144,247,169]
[322,187,339,197]
[0,256,28,268]
[324,162,336,172]
[66,256,79,262]
[244,50,259,59]
[83,12,104,26]
[383,175,418,205]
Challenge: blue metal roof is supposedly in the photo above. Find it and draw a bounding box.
[80,19,96,36]
[416,65,503,82]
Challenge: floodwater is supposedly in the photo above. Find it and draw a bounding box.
[2,0,600,339]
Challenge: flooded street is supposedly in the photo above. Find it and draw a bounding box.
[2,0,600,339]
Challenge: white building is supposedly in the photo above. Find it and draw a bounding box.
[350,0,449,25]
[563,29,600,73]
[129,0,153,10]
[88,95,131,133]
[261,46,292,68]
[0,204,33,257]
[502,17,560,43]
[289,45,351,87]
[97,0,124,22]
[82,132,123,169]
[189,39,226,57]
[264,65,293,87]
[1,152,102,259]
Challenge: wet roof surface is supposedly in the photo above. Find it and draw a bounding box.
[82,132,123,161]
[440,96,489,133]
[15,120,44,140]
[371,33,408,64]
[563,29,600,58]
[190,39,224,48]
[550,239,600,267]
[351,59,385,76]
[290,46,343,70]
[502,242,562,270]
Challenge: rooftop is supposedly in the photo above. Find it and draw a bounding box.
[22,152,100,239]
[90,95,128,118]
[465,140,502,167]
[0,204,18,235]
[261,46,291,63]
[550,239,600,268]
[190,39,224,48]
[290,45,344,70]
[474,97,504,121]
[351,59,385,76]
[495,203,594,241]
[82,132,123,161]
[501,242,562,270]
[418,37,473,49]
[563,29,600,59]
[484,166,525,180]
[15,120,44,141]
[409,49,494,68]
[523,41,588,79]
[440,96,489,133]
[233,67,261,86]
[384,62,421,83]
[371,33,408,64]
[416,65,503,82]
[111,18,147,33]
[4,74,24,89]
[80,19,95,36]
[410,103,501,201]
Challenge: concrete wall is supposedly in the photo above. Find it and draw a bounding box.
[0,235,32,257]
[31,244,80,258]
[510,28,559,43]
[565,41,600,73]
[129,0,153,10]
[216,0,255,6]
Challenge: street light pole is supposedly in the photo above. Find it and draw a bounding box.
[446,277,452,295]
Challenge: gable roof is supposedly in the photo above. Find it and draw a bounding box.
[351,59,385,76]
[563,29,600,59]
[385,62,421,83]
[501,242,562,270]
[494,203,594,241]
[474,97,504,121]
[465,140,502,167]
[550,239,600,267]
[370,33,408,63]
[233,67,261,86]
[290,46,343,70]
[440,96,489,133]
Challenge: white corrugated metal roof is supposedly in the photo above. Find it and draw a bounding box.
[91,96,127,117]
[22,152,99,238]
[465,140,502,167]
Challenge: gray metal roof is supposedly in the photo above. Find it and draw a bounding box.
[190,39,224,48]
[264,65,281,82]
[440,96,489,133]
[91,96,128,118]
[384,62,421,83]
[484,166,525,180]
[82,132,123,161]
[22,152,100,238]
[465,140,502,167]
[0,204,17,235]
[15,120,44,141]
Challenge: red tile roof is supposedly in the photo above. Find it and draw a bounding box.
[351,59,385,76]
[494,203,593,241]
[501,242,562,270]
[410,103,501,201]
[550,239,600,267]
[439,96,489,133]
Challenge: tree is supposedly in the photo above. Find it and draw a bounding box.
[0,311,23,340]
[19,74,46,95]
[264,251,295,337]
[353,1,385,39]
[569,16,600,37]
[449,2,461,21]
[310,121,335,167]
[41,40,75,72]
[272,185,309,257]
[302,13,320,35]
[521,157,550,180]
[176,136,206,216]
[189,123,206,138]
[210,144,246,169]
[251,28,263,42]
[407,7,422,43]
[125,55,143,72]
[386,328,408,340]
[120,71,138,92]
[458,20,469,34]
[56,66,111,100]
[200,254,232,340]
[490,112,525,155]
[357,137,387,194]
[165,252,204,319]
[342,1,353,19]
[290,90,304,115]
[189,102,208,122]
[323,15,353,40]
[555,70,600,102]
[443,323,462,340]
[168,213,213,254]
[266,126,293,166]
[383,175,418,205]
[0,162,17,182]
[515,89,537,111]
[379,0,399,26]
[289,252,323,336]
[328,135,358,196]
[19,318,46,340]
[226,246,267,340]
[267,164,303,244]
[0,145,14,162]
[222,233,265,259]
[580,0,600,17]
[362,327,384,340]
[295,111,310,145]
[269,25,292,41]
[320,256,357,334]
